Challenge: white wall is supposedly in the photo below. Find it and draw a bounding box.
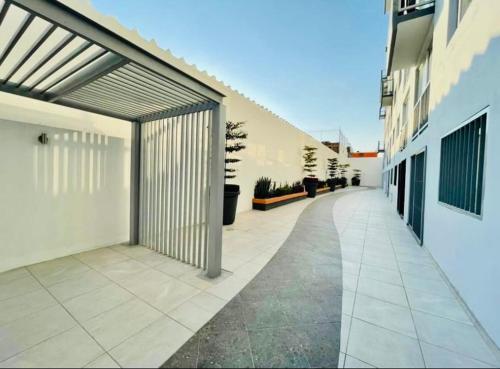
[383,0,500,345]
[347,157,383,188]
[0,93,131,273]
[223,91,345,213]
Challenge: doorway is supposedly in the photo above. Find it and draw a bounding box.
[408,150,427,244]
[397,160,406,217]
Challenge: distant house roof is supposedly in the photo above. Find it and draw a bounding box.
[351,152,379,158]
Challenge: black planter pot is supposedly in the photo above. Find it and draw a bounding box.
[223,184,240,225]
[303,178,318,198]
[327,179,336,192]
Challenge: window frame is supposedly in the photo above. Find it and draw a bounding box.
[437,107,489,220]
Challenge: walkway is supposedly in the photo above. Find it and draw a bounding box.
[164,191,345,368]
[0,189,334,368]
[334,190,499,368]
[0,189,498,368]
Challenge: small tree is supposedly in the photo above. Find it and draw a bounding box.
[225,121,248,183]
[339,163,350,188]
[327,157,338,190]
[327,158,338,180]
[352,169,362,186]
[303,145,318,177]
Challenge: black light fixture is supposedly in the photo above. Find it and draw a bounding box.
[38,133,49,145]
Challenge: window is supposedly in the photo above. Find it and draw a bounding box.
[413,48,431,137]
[394,165,398,185]
[448,0,473,41]
[439,112,486,216]
[458,0,473,23]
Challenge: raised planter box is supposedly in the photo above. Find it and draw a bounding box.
[252,191,308,211]
[316,187,331,195]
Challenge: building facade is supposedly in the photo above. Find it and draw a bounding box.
[380,0,500,345]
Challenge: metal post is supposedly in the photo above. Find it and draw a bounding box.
[206,104,225,278]
[130,121,141,245]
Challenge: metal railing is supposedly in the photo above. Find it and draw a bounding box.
[398,0,435,16]
[379,106,387,120]
[381,71,394,98]
[413,83,430,137]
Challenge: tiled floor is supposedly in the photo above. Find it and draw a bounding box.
[164,190,346,368]
[0,189,337,368]
[1,188,499,368]
[335,190,500,368]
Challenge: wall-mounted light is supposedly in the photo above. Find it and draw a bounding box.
[38,133,49,145]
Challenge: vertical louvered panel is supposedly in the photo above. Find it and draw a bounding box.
[139,110,213,268]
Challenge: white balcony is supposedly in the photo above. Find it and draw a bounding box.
[387,0,435,72]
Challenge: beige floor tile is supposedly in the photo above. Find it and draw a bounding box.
[110,316,192,368]
[0,305,77,361]
[84,354,120,368]
[28,257,90,286]
[0,289,57,326]
[347,318,424,368]
[48,269,110,302]
[0,276,42,302]
[82,298,162,350]
[63,284,134,322]
[0,327,103,368]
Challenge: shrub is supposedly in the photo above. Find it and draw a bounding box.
[292,181,305,193]
[254,177,272,199]
[272,183,289,197]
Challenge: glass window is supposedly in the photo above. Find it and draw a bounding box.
[439,112,486,216]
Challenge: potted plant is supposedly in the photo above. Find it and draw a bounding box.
[339,163,350,188]
[223,121,247,225]
[352,169,362,186]
[327,158,338,191]
[302,145,319,197]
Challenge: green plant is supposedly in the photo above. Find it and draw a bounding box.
[274,183,292,197]
[291,181,304,193]
[339,163,350,177]
[327,158,338,180]
[254,177,272,199]
[352,169,362,186]
[339,163,350,188]
[225,121,248,182]
[302,145,318,177]
[318,180,328,189]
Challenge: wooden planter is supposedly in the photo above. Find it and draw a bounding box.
[253,191,308,211]
[316,187,331,195]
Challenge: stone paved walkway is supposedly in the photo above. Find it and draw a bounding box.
[164,192,346,368]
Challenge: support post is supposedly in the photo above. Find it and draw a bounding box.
[206,104,225,278]
[130,121,141,245]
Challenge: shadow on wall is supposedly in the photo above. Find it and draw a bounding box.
[32,129,130,196]
[430,3,500,114]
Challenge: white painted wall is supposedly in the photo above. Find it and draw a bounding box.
[0,92,131,273]
[347,157,383,188]
[223,90,345,213]
[382,0,500,345]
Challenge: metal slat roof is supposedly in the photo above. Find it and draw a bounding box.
[0,0,224,122]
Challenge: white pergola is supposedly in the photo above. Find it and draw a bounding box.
[0,0,226,277]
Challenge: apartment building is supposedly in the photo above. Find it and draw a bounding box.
[379,0,500,346]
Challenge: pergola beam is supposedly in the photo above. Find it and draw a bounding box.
[11,0,224,104]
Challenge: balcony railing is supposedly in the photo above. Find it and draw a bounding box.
[381,74,394,97]
[379,106,387,120]
[413,83,430,137]
[400,123,409,151]
[398,0,435,16]
[380,71,394,107]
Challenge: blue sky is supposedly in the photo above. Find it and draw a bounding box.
[92,0,387,151]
